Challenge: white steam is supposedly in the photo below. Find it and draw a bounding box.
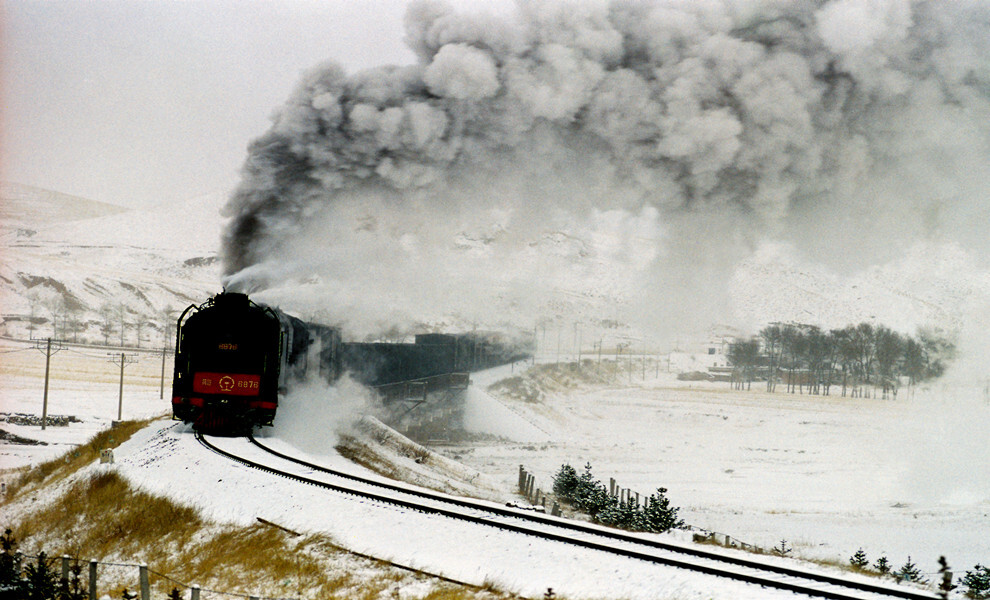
[221,0,990,343]
[270,375,380,454]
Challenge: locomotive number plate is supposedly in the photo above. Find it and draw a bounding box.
[193,372,262,396]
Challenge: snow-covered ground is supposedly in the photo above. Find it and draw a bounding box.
[1,184,987,597]
[461,362,990,577]
[2,341,987,597]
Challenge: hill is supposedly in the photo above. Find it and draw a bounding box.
[0,182,224,345]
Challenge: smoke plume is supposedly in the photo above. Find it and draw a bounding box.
[221,0,990,340]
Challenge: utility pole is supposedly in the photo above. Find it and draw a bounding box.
[159,344,172,400]
[575,322,581,368]
[34,338,63,430]
[108,352,138,421]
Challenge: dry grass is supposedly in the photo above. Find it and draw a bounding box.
[6,452,524,600]
[2,418,154,501]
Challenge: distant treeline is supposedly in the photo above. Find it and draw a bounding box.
[727,322,955,398]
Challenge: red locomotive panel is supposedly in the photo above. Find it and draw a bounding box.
[192,372,262,396]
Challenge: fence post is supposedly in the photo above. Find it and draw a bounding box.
[60,556,70,587]
[89,560,98,600]
[191,585,200,600]
[139,563,150,600]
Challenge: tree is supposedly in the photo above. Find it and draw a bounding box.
[0,528,25,598]
[874,555,892,575]
[23,552,57,600]
[159,305,177,349]
[638,487,684,533]
[99,303,116,346]
[903,338,926,388]
[552,464,579,499]
[850,548,869,569]
[895,557,928,584]
[115,304,130,347]
[56,560,88,600]
[40,296,67,341]
[874,326,904,399]
[761,324,785,392]
[573,463,610,518]
[961,564,990,599]
[727,337,761,390]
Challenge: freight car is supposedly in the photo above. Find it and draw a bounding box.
[170,291,530,432]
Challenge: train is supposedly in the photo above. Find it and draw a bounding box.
[170,291,530,431]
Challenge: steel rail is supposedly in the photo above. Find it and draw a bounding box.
[247,434,938,600]
[196,432,937,600]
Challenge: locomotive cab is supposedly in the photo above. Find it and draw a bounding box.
[171,292,286,431]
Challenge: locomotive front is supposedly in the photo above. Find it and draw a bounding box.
[171,292,288,431]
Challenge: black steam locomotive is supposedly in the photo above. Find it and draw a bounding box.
[170,291,528,431]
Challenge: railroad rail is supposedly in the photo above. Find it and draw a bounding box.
[195,432,939,600]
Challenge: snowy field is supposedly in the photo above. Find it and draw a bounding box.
[460,362,990,579]
[2,338,987,594]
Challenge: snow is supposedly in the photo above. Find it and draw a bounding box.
[1,187,987,598]
[2,338,986,598]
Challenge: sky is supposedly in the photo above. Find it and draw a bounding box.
[0,0,423,208]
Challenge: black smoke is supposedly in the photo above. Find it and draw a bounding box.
[221,0,990,338]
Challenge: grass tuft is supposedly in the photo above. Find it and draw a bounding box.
[2,418,154,501]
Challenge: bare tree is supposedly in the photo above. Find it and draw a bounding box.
[40,295,67,340]
[727,337,761,390]
[99,303,115,346]
[760,324,784,393]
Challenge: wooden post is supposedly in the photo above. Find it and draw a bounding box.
[89,560,98,600]
[139,563,150,600]
[160,345,167,400]
[42,339,53,430]
[191,585,200,600]
[118,354,126,420]
[60,556,70,587]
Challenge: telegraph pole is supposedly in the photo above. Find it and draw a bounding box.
[108,352,138,422]
[159,344,168,400]
[34,338,63,430]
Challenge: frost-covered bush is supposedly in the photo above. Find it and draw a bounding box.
[850,549,869,569]
[895,557,928,584]
[551,463,683,533]
[874,555,892,575]
[962,564,990,599]
[552,464,579,499]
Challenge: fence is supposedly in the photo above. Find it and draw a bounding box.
[16,553,297,600]
[516,465,763,551]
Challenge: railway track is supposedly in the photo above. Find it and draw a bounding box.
[196,432,939,600]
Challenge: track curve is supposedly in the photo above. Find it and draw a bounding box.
[195,432,938,600]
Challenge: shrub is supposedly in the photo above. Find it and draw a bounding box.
[552,464,579,499]
[850,549,869,569]
[551,463,683,533]
[895,557,928,584]
[874,555,891,575]
[638,488,684,533]
[961,564,990,599]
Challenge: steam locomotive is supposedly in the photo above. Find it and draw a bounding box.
[170,291,528,431]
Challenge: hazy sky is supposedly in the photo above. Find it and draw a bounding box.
[1,0,422,208]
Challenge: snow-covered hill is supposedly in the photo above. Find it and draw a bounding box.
[0,183,224,344]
